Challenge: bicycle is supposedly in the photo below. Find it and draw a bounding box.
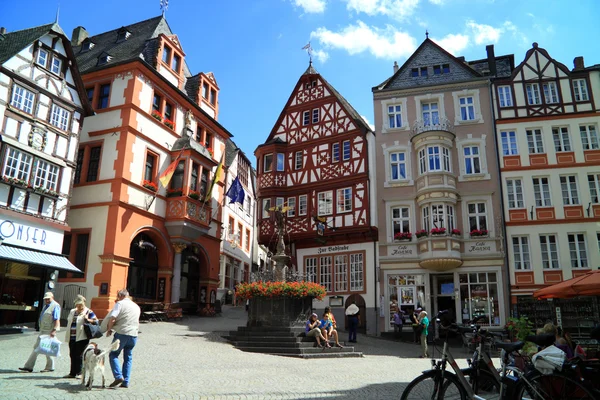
[401,311,596,400]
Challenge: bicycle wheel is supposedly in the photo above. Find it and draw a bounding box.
[514,371,596,400]
[401,370,467,400]
[464,368,501,399]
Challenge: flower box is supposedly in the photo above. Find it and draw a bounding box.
[470,229,489,237]
[164,119,174,129]
[166,188,183,197]
[431,227,446,235]
[415,229,428,238]
[142,180,158,192]
[2,176,28,188]
[451,229,461,236]
[151,110,163,122]
[188,190,200,200]
[33,186,59,197]
[394,232,412,241]
[206,146,214,158]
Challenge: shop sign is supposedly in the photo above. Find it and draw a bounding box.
[317,245,350,254]
[467,241,493,253]
[389,244,415,257]
[0,217,63,254]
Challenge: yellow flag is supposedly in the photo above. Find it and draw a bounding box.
[204,154,224,202]
[159,158,179,188]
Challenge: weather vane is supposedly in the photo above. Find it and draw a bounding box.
[302,41,313,63]
[160,0,169,16]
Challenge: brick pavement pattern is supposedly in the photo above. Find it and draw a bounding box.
[0,306,473,399]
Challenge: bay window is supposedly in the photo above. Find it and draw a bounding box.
[421,204,455,232]
[418,146,451,174]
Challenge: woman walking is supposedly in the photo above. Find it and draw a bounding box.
[346,303,360,343]
[418,310,429,358]
[63,295,97,378]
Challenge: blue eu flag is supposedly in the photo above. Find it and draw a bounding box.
[226,176,245,205]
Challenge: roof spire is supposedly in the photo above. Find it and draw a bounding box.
[160,0,169,16]
[302,41,313,64]
[425,30,429,39]
[55,1,60,23]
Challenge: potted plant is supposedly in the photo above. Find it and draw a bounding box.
[33,186,59,197]
[451,228,461,236]
[236,281,327,301]
[142,180,158,192]
[394,232,412,241]
[431,227,446,236]
[188,190,200,200]
[206,146,214,158]
[164,119,174,129]
[2,176,28,187]
[470,229,489,237]
[151,110,163,122]
[167,188,183,197]
[416,229,428,239]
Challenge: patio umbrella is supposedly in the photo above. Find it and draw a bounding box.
[345,304,359,315]
[533,270,600,299]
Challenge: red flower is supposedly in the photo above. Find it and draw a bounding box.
[142,180,158,192]
[431,227,446,235]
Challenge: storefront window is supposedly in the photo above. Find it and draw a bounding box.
[0,261,44,326]
[387,274,426,330]
[459,272,500,326]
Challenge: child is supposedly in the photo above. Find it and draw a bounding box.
[306,313,329,348]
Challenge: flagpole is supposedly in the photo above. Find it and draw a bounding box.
[146,146,186,211]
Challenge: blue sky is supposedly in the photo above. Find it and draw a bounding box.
[2,0,599,167]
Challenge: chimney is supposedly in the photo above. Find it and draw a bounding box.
[457,56,465,62]
[0,27,6,35]
[71,26,88,46]
[573,56,585,71]
[393,61,399,74]
[486,44,497,76]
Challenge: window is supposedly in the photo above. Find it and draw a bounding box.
[172,54,181,71]
[390,152,406,180]
[433,65,441,75]
[526,129,544,154]
[162,46,171,63]
[37,49,48,67]
[263,154,273,172]
[98,84,110,109]
[205,132,212,149]
[152,94,162,112]
[463,146,481,174]
[262,199,271,219]
[238,158,249,188]
[459,272,500,326]
[86,87,94,105]
[411,68,419,77]
[540,235,559,269]
[572,79,589,102]
[306,252,364,292]
[116,31,127,42]
[388,104,402,128]
[10,85,35,113]
[171,161,185,190]
[74,149,84,184]
[34,160,59,190]
[422,206,430,231]
[332,143,340,163]
[202,83,209,99]
[431,204,446,229]
[391,207,410,237]
[299,195,307,216]
[237,223,243,247]
[334,255,348,292]
[422,102,439,126]
[342,140,351,161]
[50,57,61,75]
[442,148,451,172]
[500,131,518,155]
[287,197,296,217]
[295,151,303,170]
[305,257,317,283]
[526,83,541,105]
[350,253,364,291]
[81,40,94,52]
[588,174,600,203]
[560,175,579,205]
[337,188,352,213]
[50,104,70,131]
[552,127,571,152]
[312,108,319,124]
[468,202,487,232]
[428,146,441,171]
[276,197,284,210]
[421,204,454,232]
[506,179,524,209]
[498,86,513,107]
[320,256,332,291]
[199,169,208,198]
[318,191,332,216]
[3,147,32,182]
[418,146,451,174]
[164,102,173,122]
[228,217,235,236]
[542,82,559,103]
[190,163,198,192]
[209,90,216,105]
[568,233,588,268]
[512,236,531,270]
[442,64,450,73]
[533,177,551,207]
[245,229,250,252]
[420,67,428,77]
[276,153,284,171]
[86,146,101,182]
[60,232,90,278]
[303,110,310,126]
[580,125,599,150]
[459,96,475,121]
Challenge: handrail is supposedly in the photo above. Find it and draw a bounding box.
[412,116,455,136]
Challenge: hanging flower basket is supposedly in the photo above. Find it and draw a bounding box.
[470,229,489,237]
[164,119,174,129]
[142,180,158,192]
[416,229,428,238]
[394,232,412,241]
[431,227,446,236]
[151,110,163,122]
[188,190,200,200]
[235,281,326,301]
[166,188,183,197]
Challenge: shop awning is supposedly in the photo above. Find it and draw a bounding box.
[0,245,82,273]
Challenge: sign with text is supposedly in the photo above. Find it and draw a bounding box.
[467,241,496,254]
[0,217,64,253]
[317,245,351,254]
[387,244,416,257]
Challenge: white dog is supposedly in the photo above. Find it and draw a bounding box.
[81,340,120,390]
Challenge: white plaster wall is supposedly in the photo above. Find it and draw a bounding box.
[110,73,133,107]
[71,183,113,205]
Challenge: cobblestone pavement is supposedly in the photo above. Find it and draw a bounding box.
[0,306,475,399]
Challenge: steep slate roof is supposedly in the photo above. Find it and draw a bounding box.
[468,54,514,78]
[373,38,483,92]
[0,23,65,65]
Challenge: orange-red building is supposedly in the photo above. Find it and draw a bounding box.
[58,16,232,317]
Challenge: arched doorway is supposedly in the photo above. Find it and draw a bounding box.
[179,247,200,303]
[128,233,159,300]
[345,294,366,334]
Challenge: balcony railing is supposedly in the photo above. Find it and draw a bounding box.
[412,116,455,137]
[165,196,211,226]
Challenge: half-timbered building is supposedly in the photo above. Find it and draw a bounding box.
[373,39,510,333]
[255,63,378,334]
[492,43,600,324]
[0,22,92,328]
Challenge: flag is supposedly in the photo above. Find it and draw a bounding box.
[159,158,179,188]
[226,176,245,205]
[301,42,311,50]
[204,154,224,202]
[160,0,169,11]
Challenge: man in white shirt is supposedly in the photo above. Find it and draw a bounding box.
[105,289,140,389]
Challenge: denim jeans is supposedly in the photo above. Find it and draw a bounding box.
[109,333,137,384]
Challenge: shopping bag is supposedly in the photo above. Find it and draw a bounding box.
[83,322,103,339]
[35,335,61,357]
[532,345,565,374]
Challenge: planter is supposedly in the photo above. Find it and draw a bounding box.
[166,191,183,197]
[431,233,446,237]
[470,235,489,239]
[395,239,411,242]
[247,296,314,328]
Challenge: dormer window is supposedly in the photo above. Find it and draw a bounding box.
[81,39,95,52]
[116,28,131,43]
[209,89,216,105]
[172,54,181,72]
[50,57,62,75]
[411,68,419,77]
[420,67,428,77]
[202,83,209,99]
[97,53,112,66]
[37,49,48,67]
[433,65,441,75]
[442,64,450,73]
[162,46,171,63]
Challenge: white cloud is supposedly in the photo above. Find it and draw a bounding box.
[312,49,330,63]
[342,0,421,21]
[428,0,444,4]
[431,33,469,55]
[292,0,327,13]
[310,21,418,59]
[466,20,502,45]
[360,115,375,131]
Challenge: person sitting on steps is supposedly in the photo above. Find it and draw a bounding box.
[305,313,330,348]
[320,312,344,348]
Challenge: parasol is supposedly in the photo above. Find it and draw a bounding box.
[345,304,359,315]
[533,270,600,299]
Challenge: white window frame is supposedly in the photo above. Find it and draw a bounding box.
[542,81,559,104]
[467,202,488,232]
[572,79,589,102]
[34,159,59,190]
[422,204,454,232]
[2,147,33,182]
[387,104,403,129]
[500,131,518,155]
[276,197,284,210]
[459,96,475,121]
[334,255,348,292]
[560,175,579,205]
[540,234,559,269]
[302,110,310,126]
[552,127,571,152]
[305,257,317,283]
[312,108,319,124]
[299,195,307,216]
[506,179,524,209]
[336,187,352,213]
[497,86,513,107]
[287,197,296,217]
[533,177,552,207]
[318,191,333,216]
[381,98,408,133]
[332,143,340,163]
[50,57,62,75]
[383,145,412,187]
[391,206,411,239]
[263,153,273,173]
[421,101,439,126]
[319,256,332,291]
[295,151,303,170]
[568,233,588,269]
[587,174,600,203]
[463,146,481,174]
[526,129,545,154]
[276,153,284,172]
[580,125,599,150]
[390,151,406,181]
[512,236,531,270]
[10,85,35,114]
[36,48,48,67]
[50,104,70,131]
[526,83,541,105]
[342,140,351,161]
[350,253,364,291]
[422,205,430,231]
